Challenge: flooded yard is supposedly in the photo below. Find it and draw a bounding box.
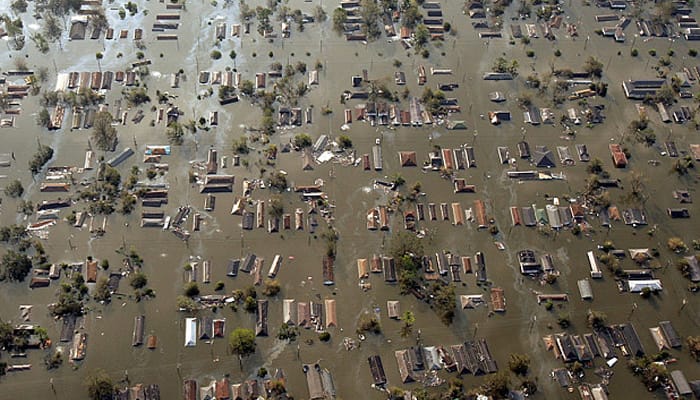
[0,0,699,398]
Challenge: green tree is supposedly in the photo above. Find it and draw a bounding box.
[400,310,415,338]
[293,133,313,149]
[11,0,28,13]
[482,371,511,399]
[88,8,108,33]
[166,122,184,145]
[130,272,148,289]
[0,224,28,244]
[1,250,32,282]
[229,328,256,359]
[586,158,605,175]
[357,314,382,334]
[667,237,687,253]
[584,56,604,78]
[0,319,15,348]
[390,231,425,260]
[262,278,281,296]
[277,322,299,341]
[255,6,273,36]
[176,295,198,312]
[93,277,111,302]
[0,319,15,349]
[391,173,406,188]
[243,296,257,312]
[268,196,284,218]
[261,107,274,135]
[125,87,150,106]
[85,369,115,400]
[95,52,103,72]
[414,24,429,48]
[4,179,24,198]
[92,111,117,151]
[360,0,382,40]
[29,144,54,175]
[338,134,353,149]
[402,1,423,28]
[232,136,249,155]
[184,282,200,297]
[43,13,62,42]
[587,310,607,329]
[332,8,348,34]
[269,171,288,192]
[431,283,456,325]
[100,165,121,187]
[239,80,254,96]
[37,108,50,127]
[557,313,571,328]
[508,353,530,376]
[653,84,675,105]
[492,57,519,75]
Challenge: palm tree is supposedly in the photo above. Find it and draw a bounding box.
[96,52,103,73]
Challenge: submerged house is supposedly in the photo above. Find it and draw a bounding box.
[398,151,417,167]
[184,318,197,347]
[490,287,506,312]
[302,363,336,400]
[659,320,682,348]
[609,144,628,168]
[454,178,476,193]
[518,249,542,275]
[683,256,700,282]
[383,256,397,282]
[533,147,556,168]
[473,200,487,228]
[256,300,269,336]
[325,299,337,328]
[618,323,645,357]
[132,315,145,347]
[368,355,387,386]
[387,300,400,319]
[199,316,213,340]
[323,256,335,285]
[395,350,415,383]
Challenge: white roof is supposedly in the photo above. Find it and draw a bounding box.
[184,317,197,347]
[627,279,662,292]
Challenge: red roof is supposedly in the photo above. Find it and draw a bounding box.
[609,144,627,167]
[216,378,230,400]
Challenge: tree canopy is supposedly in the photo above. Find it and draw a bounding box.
[1,250,32,282]
[293,133,312,149]
[229,328,256,358]
[85,369,115,400]
[92,111,117,151]
[4,179,24,198]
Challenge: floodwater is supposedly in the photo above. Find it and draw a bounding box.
[1,0,699,399]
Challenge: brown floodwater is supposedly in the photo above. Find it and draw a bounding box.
[1,0,699,399]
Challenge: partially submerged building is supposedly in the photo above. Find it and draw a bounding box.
[367,355,387,386]
[302,363,336,400]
